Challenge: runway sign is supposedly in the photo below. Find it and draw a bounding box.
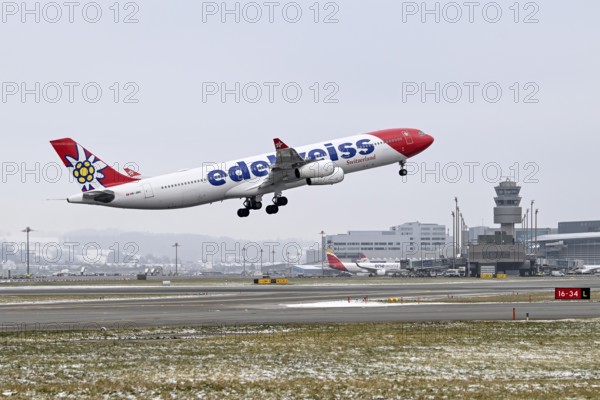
[555,288,591,300]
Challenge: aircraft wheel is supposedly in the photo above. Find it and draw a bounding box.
[253,201,262,210]
[277,197,288,206]
[266,205,279,214]
[399,169,408,176]
[237,208,250,218]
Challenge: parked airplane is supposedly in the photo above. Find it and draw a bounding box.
[572,265,600,274]
[326,250,406,276]
[50,128,434,217]
[355,259,405,276]
[325,250,364,274]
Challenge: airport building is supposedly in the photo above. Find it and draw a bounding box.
[468,226,554,244]
[468,180,531,275]
[537,221,600,265]
[325,222,451,261]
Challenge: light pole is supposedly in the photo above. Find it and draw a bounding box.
[451,211,456,268]
[454,197,459,257]
[525,208,529,253]
[22,227,34,276]
[530,200,535,253]
[260,248,264,272]
[172,243,180,276]
[320,230,326,276]
[535,208,539,255]
[460,213,465,250]
[242,246,246,275]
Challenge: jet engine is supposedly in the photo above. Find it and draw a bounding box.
[306,167,344,186]
[295,160,336,179]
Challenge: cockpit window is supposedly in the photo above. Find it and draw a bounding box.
[418,131,426,136]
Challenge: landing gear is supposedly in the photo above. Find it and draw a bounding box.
[243,199,262,210]
[237,208,250,218]
[399,161,408,176]
[274,196,288,206]
[236,194,289,217]
[265,205,279,214]
[265,195,288,215]
[237,197,262,218]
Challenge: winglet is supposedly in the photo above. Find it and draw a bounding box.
[273,138,289,150]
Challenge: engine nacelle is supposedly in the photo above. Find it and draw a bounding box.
[295,160,336,179]
[306,167,344,186]
[376,269,386,276]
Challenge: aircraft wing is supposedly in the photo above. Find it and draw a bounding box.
[259,138,310,189]
[354,263,379,274]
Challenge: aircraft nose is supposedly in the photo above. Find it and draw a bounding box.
[402,131,434,158]
[415,133,434,153]
[423,134,434,149]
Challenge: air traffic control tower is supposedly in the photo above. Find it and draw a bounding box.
[470,179,529,275]
[493,180,522,237]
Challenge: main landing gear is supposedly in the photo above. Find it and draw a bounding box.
[266,195,288,215]
[237,197,262,218]
[399,161,408,176]
[237,195,288,217]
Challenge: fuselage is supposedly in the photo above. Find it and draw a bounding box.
[66,128,434,210]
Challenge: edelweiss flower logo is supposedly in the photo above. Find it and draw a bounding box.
[73,161,95,183]
[66,144,107,191]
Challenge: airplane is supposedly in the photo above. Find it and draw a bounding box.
[50,128,434,217]
[355,258,406,276]
[571,265,600,274]
[325,250,364,274]
[327,250,407,276]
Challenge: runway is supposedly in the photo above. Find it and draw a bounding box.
[1,277,599,329]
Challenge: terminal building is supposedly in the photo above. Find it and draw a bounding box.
[536,221,600,266]
[325,222,452,261]
[468,227,554,244]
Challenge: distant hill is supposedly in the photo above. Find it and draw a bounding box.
[61,229,317,263]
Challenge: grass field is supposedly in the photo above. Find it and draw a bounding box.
[1,320,598,399]
[0,294,203,304]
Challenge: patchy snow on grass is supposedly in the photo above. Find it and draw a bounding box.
[284,300,406,308]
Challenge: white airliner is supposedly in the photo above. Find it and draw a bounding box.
[50,128,434,217]
[572,265,600,274]
[326,250,405,276]
[326,251,364,274]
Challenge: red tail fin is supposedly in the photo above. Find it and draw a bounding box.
[273,138,289,150]
[50,138,139,192]
[326,251,348,272]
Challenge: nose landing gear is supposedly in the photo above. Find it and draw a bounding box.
[399,161,408,176]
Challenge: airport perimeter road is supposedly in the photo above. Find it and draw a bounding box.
[0,278,598,328]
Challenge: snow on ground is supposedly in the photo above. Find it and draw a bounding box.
[283,299,569,308]
[283,300,403,308]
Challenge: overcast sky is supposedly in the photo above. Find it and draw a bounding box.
[1,0,599,242]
